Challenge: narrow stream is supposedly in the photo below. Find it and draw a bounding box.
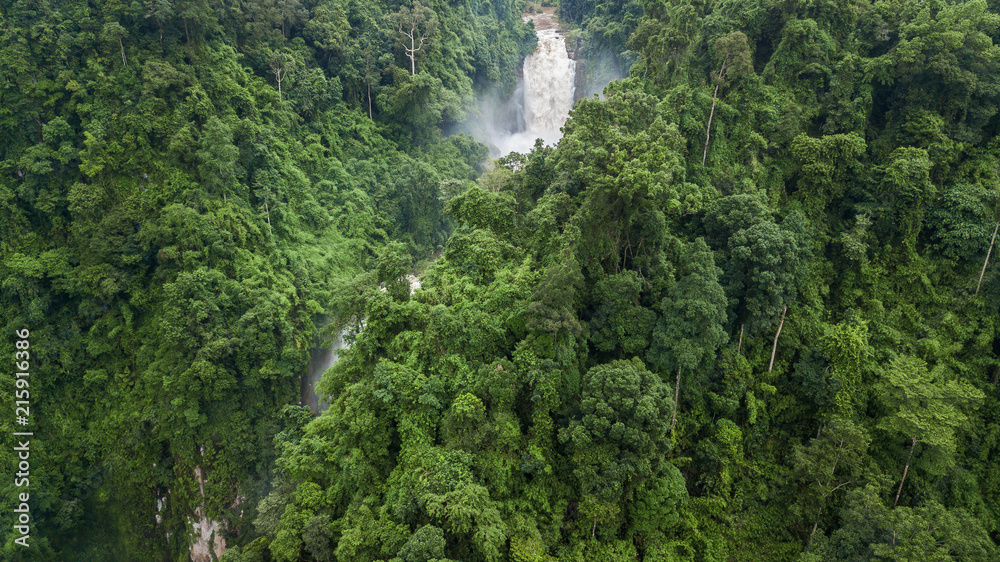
[301,331,343,413]
[301,275,422,413]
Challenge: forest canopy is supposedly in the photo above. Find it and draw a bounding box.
[2,0,1000,560]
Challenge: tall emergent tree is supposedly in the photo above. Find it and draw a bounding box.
[390,0,439,75]
[648,238,728,430]
[877,356,984,507]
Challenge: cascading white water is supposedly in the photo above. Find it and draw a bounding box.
[485,10,576,156]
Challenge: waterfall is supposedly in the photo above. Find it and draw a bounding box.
[475,10,576,156]
[522,16,576,143]
[302,275,422,414]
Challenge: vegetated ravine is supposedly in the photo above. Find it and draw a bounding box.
[301,9,578,414]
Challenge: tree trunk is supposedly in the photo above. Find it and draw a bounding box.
[976,222,998,295]
[702,55,729,166]
[737,323,744,354]
[893,437,917,508]
[671,365,681,431]
[264,198,272,235]
[768,306,787,372]
[702,84,719,166]
[119,38,127,67]
[408,24,416,75]
[367,81,373,120]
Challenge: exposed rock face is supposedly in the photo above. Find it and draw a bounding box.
[189,464,226,562]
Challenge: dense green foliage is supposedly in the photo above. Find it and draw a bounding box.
[4,0,1000,560]
[260,0,1000,560]
[560,0,642,97]
[0,0,531,559]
